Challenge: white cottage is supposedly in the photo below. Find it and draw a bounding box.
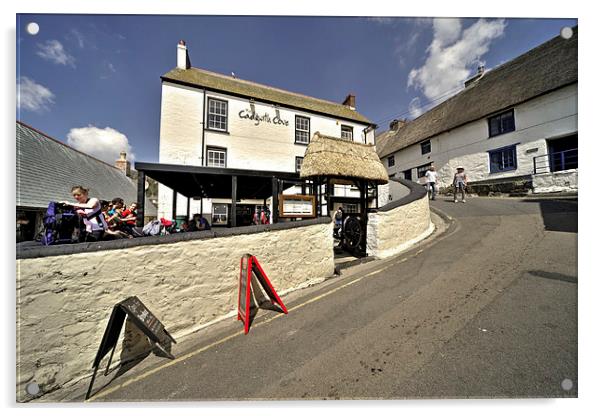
[377,27,578,195]
[158,40,376,224]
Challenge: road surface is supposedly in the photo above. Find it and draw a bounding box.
[90,197,577,401]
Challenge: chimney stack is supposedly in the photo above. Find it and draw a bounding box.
[389,118,406,131]
[342,94,356,111]
[115,151,131,177]
[464,64,486,88]
[177,40,190,69]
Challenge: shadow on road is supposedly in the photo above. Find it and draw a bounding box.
[521,199,577,233]
[527,270,577,284]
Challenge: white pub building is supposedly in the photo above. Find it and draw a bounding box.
[157,40,376,225]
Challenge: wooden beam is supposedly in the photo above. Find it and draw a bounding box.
[136,171,145,227]
[172,190,177,219]
[271,176,279,223]
[231,176,237,227]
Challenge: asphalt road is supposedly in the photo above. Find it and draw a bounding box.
[90,196,577,401]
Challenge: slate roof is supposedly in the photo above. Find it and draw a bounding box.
[377,26,578,158]
[16,121,157,215]
[162,67,373,125]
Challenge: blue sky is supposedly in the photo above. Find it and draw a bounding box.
[16,15,576,164]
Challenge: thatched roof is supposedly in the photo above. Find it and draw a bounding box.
[300,132,388,185]
[162,67,373,125]
[377,26,578,158]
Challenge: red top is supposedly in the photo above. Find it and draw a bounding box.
[121,209,136,225]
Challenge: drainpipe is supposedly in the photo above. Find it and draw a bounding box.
[363,124,376,144]
[201,88,206,166]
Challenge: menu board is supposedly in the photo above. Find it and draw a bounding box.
[237,254,288,335]
[279,194,316,218]
[87,296,175,399]
[119,297,167,343]
[238,254,252,326]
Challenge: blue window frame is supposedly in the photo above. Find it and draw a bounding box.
[489,145,517,173]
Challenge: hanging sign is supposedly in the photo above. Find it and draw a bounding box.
[237,254,288,334]
[85,296,176,400]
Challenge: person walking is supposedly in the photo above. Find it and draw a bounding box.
[453,166,468,203]
[424,165,438,200]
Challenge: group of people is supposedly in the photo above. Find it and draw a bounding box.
[60,186,139,242]
[252,206,271,225]
[423,165,469,203]
[60,185,218,243]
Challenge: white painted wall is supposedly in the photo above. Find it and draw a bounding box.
[532,169,578,193]
[158,82,374,219]
[366,191,433,259]
[17,221,334,402]
[382,84,578,187]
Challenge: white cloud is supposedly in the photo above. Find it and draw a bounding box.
[68,29,85,48]
[67,125,135,164]
[36,40,76,67]
[17,77,55,113]
[407,18,506,105]
[433,18,462,47]
[408,97,423,118]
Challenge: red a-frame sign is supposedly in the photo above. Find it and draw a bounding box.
[237,253,288,334]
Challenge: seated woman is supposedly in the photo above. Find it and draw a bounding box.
[60,186,108,242]
[118,202,141,237]
[187,214,211,231]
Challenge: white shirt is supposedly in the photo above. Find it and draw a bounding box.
[425,170,438,183]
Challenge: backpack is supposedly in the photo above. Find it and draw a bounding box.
[41,202,79,245]
[142,220,163,236]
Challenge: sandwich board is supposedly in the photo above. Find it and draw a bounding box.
[85,296,176,399]
[238,254,288,334]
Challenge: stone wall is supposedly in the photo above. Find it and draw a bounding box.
[532,169,578,193]
[16,219,333,401]
[366,179,434,259]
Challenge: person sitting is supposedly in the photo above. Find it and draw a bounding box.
[106,198,125,229]
[118,202,141,237]
[333,207,345,244]
[188,214,211,231]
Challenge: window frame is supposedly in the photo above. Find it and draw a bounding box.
[488,109,515,138]
[420,140,431,155]
[416,163,431,178]
[342,203,359,214]
[206,146,227,168]
[341,124,354,141]
[295,156,303,173]
[212,203,229,225]
[488,144,518,173]
[206,97,229,133]
[294,115,311,145]
[387,155,395,167]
